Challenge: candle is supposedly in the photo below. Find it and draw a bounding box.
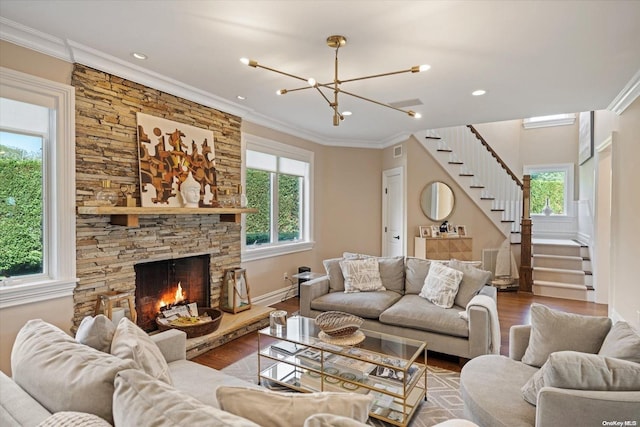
[111,307,125,325]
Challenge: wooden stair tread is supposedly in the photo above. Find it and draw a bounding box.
[459,173,474,177]
[448,161,464,165]
[470,185,485,189]
[437,149,453,152]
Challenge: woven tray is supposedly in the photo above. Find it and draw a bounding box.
[315,311,364,337]
[156,307,222,339]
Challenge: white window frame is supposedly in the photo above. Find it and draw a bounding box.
[0,67,77,308]
[241,134,314,261]
[524,163,575,218]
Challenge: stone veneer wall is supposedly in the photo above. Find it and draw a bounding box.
[72,64,242,328]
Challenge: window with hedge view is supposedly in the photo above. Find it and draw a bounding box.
[526,164,573,215]
[0,99,47,281]
[245,149,308,247]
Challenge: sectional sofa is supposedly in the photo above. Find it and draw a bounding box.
[300,255,498,359]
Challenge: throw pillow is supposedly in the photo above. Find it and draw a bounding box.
[521,351,640,405]
[339,257,386,293]
[110,317,173,385]
[11,319,137,424]
[418,262,463,308]
[113,369,259,427]
[75,314,116,353]
[448,259,492,308]
[216,386,373,427]
[324,257,346,292]
[37,412,112,427]
[521,303,612,367]
[405,257,432,294]
[304,413,370,427]
[377,256,405,294]
[598,321,640,363]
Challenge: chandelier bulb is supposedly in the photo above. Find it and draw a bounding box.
[411,64,431,73]
[408,111,422,119]
[276,89,287,95]
[307,77,317,87]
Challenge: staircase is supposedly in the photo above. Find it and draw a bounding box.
[414,125,523,241]
[532,238,594,301]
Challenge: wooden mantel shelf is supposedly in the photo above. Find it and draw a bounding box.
[77,206,257,227]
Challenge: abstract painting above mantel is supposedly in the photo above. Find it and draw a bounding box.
[137,112,218,207]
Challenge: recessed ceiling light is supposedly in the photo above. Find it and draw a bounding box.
[131,52,147,60]
[342,111,352,116]
[236,95,246,100]
[472,89,486,96]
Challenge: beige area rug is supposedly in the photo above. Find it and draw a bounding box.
[221,354,465,427]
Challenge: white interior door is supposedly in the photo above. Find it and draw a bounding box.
[382,167,405,257]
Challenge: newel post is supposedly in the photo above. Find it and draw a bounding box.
[520,175,533,292]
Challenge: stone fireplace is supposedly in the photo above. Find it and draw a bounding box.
[72,64,243,330]
[135,255,211,332]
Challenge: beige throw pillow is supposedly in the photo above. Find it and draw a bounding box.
[217,386,373,427]
[598,321,640,363]
[110,317,173,385]
[11,319,136,424]
[75,314,116,353]
[521,351,640,405]
[419,262,463,308]
[448,259,492,308]
[339,257,386,293]
[521,303,612,367]
[113,369,259,427]
[37,412,112,427]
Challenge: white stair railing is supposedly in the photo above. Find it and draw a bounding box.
[419,126,523,234]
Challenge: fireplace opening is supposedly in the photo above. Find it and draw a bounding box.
[134,255,210,332]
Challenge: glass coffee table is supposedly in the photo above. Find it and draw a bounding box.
[257,315,427,427]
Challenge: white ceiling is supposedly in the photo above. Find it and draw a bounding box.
[1,1,639,147]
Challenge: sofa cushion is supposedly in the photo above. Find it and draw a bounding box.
[304,413,370,427]
[378,256,405,294]
[521,303,612,367]
[311,290,401,319]
[379,294,469,337]
[460,355,537,427]
[11,319,137,424]
[75,314,116,353]
[324,257,346,292]
[113,369,259,427]
[111,317,173,385]
[216,386,373,427]
[419,262,463,308]
[405,257,432,294]
[340,257,386,293]
[168,359,261,409]
[448,259,492,308]
[521,351,640,405]
[37,412,112,427]
[598,321,640,363]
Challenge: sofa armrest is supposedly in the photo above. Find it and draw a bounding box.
[299,276,329,317]
[151,329,186,363]
[467,305,491,357]
[509,325,531,361]
[536,387,640,427]
[478,285,497,299]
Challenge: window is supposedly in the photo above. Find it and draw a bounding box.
[524,163,574,216]
[243,135,313,260]
[0,67,76,308]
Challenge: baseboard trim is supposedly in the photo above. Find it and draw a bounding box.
[252,285,297,307]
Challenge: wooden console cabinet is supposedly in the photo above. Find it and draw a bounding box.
[414,236,473,261]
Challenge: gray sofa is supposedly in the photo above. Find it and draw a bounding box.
[300,256,498,359]
[460,307,640,427]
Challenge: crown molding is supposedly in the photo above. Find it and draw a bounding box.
[608,68,640,115]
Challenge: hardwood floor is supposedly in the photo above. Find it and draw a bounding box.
[192,291,607,373]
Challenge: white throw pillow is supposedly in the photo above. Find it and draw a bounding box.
[110,317,173,385]
[75,314,116,353]
[419,262,463,308]
[339,257,386,293]
[113,369,259,427]
[217,386,373,427]
[37,412,112,427]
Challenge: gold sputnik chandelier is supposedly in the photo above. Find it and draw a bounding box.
[241,35,430,126]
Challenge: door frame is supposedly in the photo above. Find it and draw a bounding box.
[382,166,406,257]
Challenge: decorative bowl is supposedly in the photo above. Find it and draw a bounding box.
[156,307,222,339]
[315,311,364,337]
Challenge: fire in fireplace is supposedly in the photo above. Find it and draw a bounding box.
[134,255,210,332]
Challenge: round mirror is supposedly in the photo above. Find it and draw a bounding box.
[420,181,455,221]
